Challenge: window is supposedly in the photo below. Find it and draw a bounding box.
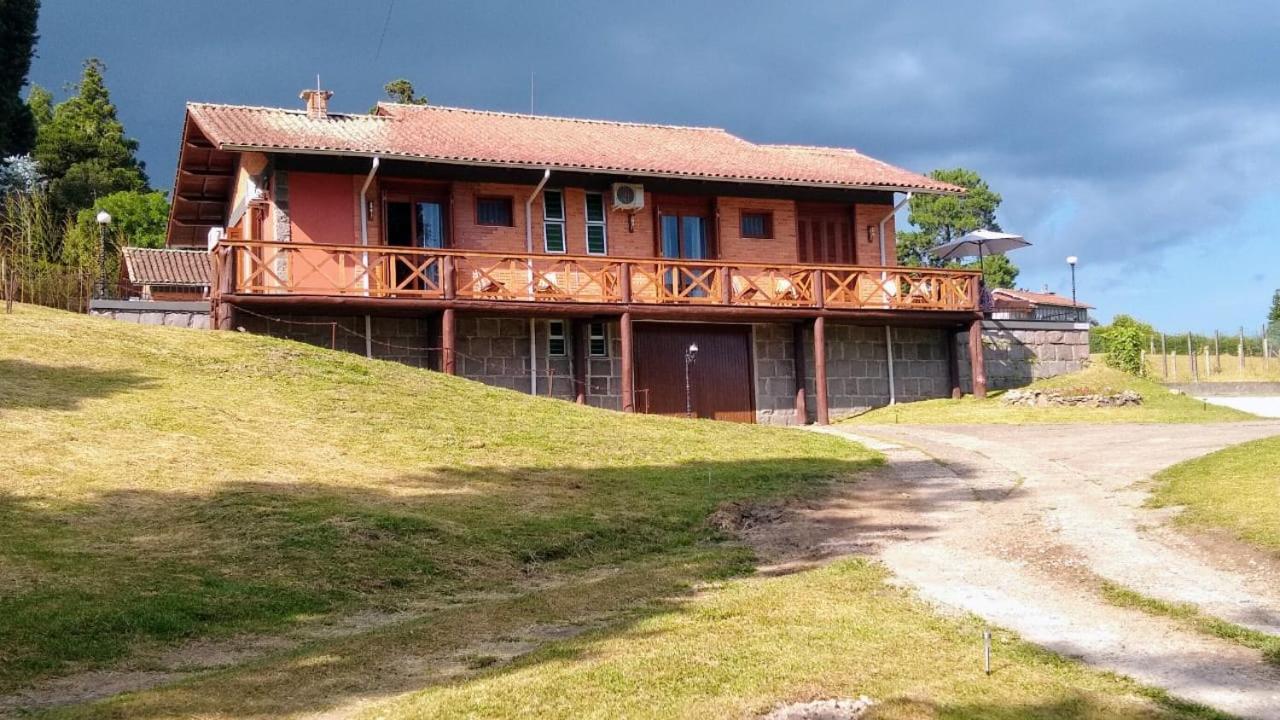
[543,189,566,253]
[740,211,773,239]
[475,196,514,226]
[547,320,566,356]
[588,322,608,357]
[584,192,608,254]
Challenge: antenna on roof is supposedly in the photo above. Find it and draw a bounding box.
[529,70,534,114]
[317,74,322,92]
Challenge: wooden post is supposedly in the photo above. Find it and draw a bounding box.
[969,317,987,399]
[1170,349,1177,381]
[792,322,809,424]
[1204,345,1210,378]
[720,267,733,305]
[620,262,633,305]
[1161,333,1168,379]
[442,255,456,300]
[812,316,830,425]
[947,327,963,399]
[1188,333,1196,383]
[441,308,456,375]
[620,311,634,413]
[1214,330,1221,374]
[572,319,588,405]
[1239,326,1246,371]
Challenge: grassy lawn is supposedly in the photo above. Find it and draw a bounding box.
[0,304,878,693]
[50,561,1220,720]
[1149,435,1280,555]
[848,365,1255,424]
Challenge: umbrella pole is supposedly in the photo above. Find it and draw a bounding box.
[979,244,986,283]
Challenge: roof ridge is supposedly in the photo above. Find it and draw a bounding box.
[187,101,395,121]
[763,142,865,155]
[376,101,730,133]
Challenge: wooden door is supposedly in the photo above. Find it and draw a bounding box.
[797,203,854,265]
[634,323,755,423]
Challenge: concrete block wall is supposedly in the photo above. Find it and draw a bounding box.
[89,300,211,330]
[958,321,1090,391]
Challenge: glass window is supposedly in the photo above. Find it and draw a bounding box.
[589,322,608,357]
[547,320,566,356]
[475,196,513,226]
[585,192,607,254]
[544,190,566,253]
[740,211,773,239]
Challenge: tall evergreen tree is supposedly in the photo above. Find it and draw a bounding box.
[896,168,1019,288]
[0,0,40,156]
[1268,289,1280,325]
[33,58,148,216]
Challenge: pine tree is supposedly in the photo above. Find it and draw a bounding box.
[1268,289,1280,325]
[33,59,148,216]
[0,0,40,156]
[895,168,1019,288]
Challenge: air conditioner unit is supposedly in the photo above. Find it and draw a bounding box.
[611,183,645,211]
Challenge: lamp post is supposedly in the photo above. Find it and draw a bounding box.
[1066,255,1078,321]
[95,211,112,299]
[684,342,699,418]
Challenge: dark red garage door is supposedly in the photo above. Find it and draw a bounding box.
[633,323,755,423]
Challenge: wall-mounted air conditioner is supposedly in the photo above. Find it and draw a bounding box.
[611,183,645,211]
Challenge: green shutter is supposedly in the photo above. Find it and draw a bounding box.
[545,222,566,253]
[585,193,605,222]
[586,225,606,254]
[544,190,564,220]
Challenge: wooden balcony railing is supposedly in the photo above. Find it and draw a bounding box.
[210,240,980,313]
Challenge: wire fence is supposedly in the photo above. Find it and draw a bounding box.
[1144,325,1280,382]
[0,255,99,313]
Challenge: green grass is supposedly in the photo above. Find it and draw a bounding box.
[1149,435,1280,555]
[0,304,878,693]
[1100,582,1280,666]
[48,561,1224,720]
[848,365,1255,424]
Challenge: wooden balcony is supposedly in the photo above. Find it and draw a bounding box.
[210,240,980,318]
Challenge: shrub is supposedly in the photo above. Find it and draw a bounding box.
[1104,321,1146,376]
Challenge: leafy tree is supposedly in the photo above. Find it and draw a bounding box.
[383,78,426,105]
[33,59,148,217]
[73,190,169,249]
[896,168,1019,288]
[1268,289,1280,325]
[26,83,52,130]
[0,0,40,156]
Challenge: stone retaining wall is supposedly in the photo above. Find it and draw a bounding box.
[89,300,210,329]
[958,320,1090,391]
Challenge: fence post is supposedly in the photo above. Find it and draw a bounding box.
[1187,333,1196,383]
[1161,333,1168,380]
[1170,350,1177,381]
[1214,330,1221,374]
[1239,326,1246,371]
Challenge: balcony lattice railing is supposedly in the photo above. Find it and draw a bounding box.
[210,240,980,312]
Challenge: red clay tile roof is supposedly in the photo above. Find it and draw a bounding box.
[123,247,211,286]
[992,288,1092,309]
[184,102,962,194]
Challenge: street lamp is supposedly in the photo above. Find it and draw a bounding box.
[684,342,699,418]
[95,211,112,299]
[1066,256,1078,320]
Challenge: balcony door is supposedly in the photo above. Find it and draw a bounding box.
[385,191,448,290]
[797,203,855,265]
[656,197,713,297]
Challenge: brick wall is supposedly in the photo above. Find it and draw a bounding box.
[716,197,798,263]
[854,203,895,265]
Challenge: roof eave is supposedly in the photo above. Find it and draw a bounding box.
[213,143,965,196]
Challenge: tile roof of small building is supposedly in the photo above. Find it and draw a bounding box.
[123,247,211,286]
[992,288,1092,309]
[183,101,963,194]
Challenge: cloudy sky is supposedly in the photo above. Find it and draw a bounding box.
[29,1,1280,331]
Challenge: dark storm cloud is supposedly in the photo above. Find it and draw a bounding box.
[30,1,1280,280]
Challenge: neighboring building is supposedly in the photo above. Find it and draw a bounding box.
[167,89,991,424]
[121,247,211,301]
[961,287,1092,391]
[990,288,1090,323]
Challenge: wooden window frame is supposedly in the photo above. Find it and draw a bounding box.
[543,189,566,254]
[475,195,515,227]
[588,321,609,357]
[584,191,608,255]
[547,320,567,357]
[740,210,774,239]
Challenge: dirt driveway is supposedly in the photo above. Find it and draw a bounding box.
[749,421,1280,720]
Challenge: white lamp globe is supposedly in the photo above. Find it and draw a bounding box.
[1066,255,1078,266]
[95,210,112,225]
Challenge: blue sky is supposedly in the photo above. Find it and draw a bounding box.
[27,1,1280,332]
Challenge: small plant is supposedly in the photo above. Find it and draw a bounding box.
[1103,320,1146,377]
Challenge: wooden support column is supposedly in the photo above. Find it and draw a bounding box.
[620,311,635,413]
[968,317,986,399]
[813,316,830,425]
[792,322,809,424]
[947,327,962,399]
[441,308,456,375]
[572,319,588,405]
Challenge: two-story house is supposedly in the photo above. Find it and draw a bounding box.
[167,89,986,424]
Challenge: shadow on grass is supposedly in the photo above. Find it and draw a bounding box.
[0,360,154,411]
[2,452,1221,720]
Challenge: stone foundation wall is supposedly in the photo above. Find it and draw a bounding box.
[958,320,1090,391]
[753,322,952,425]
[89,300,210,329]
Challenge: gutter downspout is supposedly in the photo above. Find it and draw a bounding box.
[358,156,381,358]
[878,192,912,405]
[525,169,552,395]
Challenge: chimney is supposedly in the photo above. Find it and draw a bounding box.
[300,88,333,119]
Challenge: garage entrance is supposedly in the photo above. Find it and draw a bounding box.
[633,323,755,423]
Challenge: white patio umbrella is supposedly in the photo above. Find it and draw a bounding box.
[928,229,1030,281]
